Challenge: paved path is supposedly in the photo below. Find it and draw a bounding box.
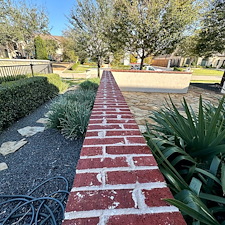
[123,84,223,132]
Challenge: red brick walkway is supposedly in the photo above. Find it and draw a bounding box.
[62,71,186,225]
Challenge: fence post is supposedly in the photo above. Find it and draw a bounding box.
[30,64,34,77]
[50,63,53,73]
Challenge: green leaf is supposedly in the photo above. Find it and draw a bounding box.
[200,192,225,205]
[189,178,202,195]
[165,198,219,225]
[207,156,221,191]
[221,162,225,195]
[195,168,221,185]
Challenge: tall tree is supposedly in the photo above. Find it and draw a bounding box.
[46,39,59,60]
[63,29,85,63]
[0,0,49,58]
[196,0,225,57]
[69,0,114,77]
[176,35,200,66]
[109,0,204,69]
[196,0,225,85]
[34,36,48,60]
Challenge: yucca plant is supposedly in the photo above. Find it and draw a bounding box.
[145,130,225,224]
[149,96,225,160]
[144,96,225,224]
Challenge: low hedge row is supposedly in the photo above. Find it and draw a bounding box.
[27,74,69,93]
[0,76,59,131]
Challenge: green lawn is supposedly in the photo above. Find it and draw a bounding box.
[191,80,221,83]
[62,78,86,86]
[63,65,97,73]
[62,77,100,87]
[192,68,223,76]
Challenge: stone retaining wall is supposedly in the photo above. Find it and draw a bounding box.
[62,70,186,225]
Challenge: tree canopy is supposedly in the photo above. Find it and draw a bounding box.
[34,36,48,60]
[68,0,204,70]
[196,0,225,57]
[109,0,204,69]
[69,0,113,76]
[0,0,49,58]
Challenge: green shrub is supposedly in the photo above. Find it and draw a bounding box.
[0,76,59,131]
[47,89,96,131]
[79,80,99,91]
[111,65,131,70]
[27,74,68,93]
[0,74,27,84]
[70,63,80,70]
[144,96,225,224]
[149,96,225,160]
[60,102,92,139]
[43,74,68,93]
[34,36,48,60]
[64,89,96,104]
[173,67,183,71]
[46,80,98,139]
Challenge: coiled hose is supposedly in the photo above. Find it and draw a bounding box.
[0,176,69,225]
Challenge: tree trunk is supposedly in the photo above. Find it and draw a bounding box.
[140,55,146,70]
[140,49,145,70]
[97,59,100,78]
[220,71,225,86]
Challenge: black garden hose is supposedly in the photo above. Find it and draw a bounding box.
[0,176,69,225]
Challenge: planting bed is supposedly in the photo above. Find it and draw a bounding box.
[0,99,83,224]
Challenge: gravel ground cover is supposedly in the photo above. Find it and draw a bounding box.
[0,99,83,224]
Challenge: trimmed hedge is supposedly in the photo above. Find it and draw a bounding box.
[0,76,59,131]
[28,74,69,93]
[0,74,27,84]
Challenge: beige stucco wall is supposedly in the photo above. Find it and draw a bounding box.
[111,70,192,93]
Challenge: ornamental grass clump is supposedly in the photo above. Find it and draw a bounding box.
[46,80,98,139]
[144,96,225,225]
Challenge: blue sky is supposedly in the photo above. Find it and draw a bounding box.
[31,0,76,36]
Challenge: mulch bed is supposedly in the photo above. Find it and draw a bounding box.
[0,99,83,224]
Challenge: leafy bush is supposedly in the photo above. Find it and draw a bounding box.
[43,74,68,93]
[34,36,48,59]
[111,65,131,70]
[144,96,225,224]
[0,77,59,131]
[46,80,98,139]
[60,102,92,139]
[79,79,99,91]
[28,74,68,93]
[70,63,80,70]
[0,74,27,84]
[83,62,97,66]
[173,67,183,71]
